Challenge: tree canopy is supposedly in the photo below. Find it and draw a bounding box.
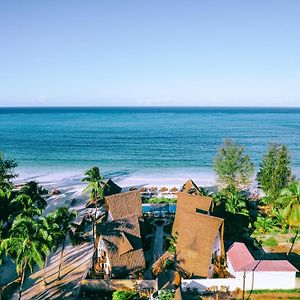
[257,144,293,200]
[214,139,254,189]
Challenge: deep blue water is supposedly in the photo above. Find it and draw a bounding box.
[0,106,300,175]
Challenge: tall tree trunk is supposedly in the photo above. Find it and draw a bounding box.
[288,229,299,256]
[57,238,66,280]
[18,259,27,300]
[43,256,48,285]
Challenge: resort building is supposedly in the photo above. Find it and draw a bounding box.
[226,242,298,290]
[95,190,146,279]
[96,215,146,279]
[103,178,122,196]
[172,191,213,234]
[173,179,224,279]
[181,178,202,195]
[104,190,142,221]
[175,211,224,278]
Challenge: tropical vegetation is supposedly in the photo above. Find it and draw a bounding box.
[0,152,80,299]
[257,144,294,202]
[214,139,254,189]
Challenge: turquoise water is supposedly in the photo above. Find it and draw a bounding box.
[0,107,300,177]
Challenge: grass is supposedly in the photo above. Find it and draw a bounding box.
[144,197,177,204]
[263,236,278,247]
[250,289,300,294]
[232,288,300,300]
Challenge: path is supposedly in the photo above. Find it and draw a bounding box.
[153,225,164,261]
[13,240,94,300]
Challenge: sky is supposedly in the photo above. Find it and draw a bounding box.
[0,0,300,107]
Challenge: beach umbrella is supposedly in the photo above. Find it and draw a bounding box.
[150,187,158,193]
[170,187,178,193]
[129,186,138,191]
[139,187,147,193]
[160,187,168,192]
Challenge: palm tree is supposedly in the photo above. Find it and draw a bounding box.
[276,181,300,254]
[0,216,49,300]
[50,207,77,280]
[39,214,63,285]
[82,166,106,204]
[225,191,249,216]
[82,167,106,250]
[20,181,48,210]
[11,194,42,218]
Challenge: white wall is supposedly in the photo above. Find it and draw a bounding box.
[236,271,297,290]
[208,231,222,277]
[182,271,296,292]
[98,238,111,275]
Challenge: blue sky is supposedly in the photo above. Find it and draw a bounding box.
[0,0,300,107]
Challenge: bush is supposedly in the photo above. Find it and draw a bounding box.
[146,197,176,204]
[112,291,144,300]
[159,290,175,300]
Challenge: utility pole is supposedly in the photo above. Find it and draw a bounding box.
[242,270,246,300]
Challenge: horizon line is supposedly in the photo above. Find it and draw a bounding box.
[1,105,300,109]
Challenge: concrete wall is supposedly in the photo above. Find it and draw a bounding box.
[208,231,222,277]
[80,278,158,293]
[236,271,297,290]
[182,271,296,292]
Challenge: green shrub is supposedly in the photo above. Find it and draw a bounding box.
[159,290,175,300]
[112,290,144,300]
[146,197,176,204]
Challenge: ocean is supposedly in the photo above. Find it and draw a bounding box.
[0,106,300,184]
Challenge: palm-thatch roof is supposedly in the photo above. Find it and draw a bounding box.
[97,215,145,278]
[160,186,169,192]
[175,212,224,278]
[172,192,213,233]
[181,179,201,195]
[170,186,178,192]
[105,191,142,220]
[103,179,122,196]
[139,187,148,193]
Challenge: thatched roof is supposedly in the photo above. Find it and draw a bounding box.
[160,186,169,192]
[174,287,183,300]
[139,187,148,193]
[170,186,178,192]
[97,215,145,278]
[175,212,224,278]
[149,186,158,193]
[103,179,122,196]
[172,192,213,234]
[105,191,142,220]
[181,179,201,195]
[129,186,138,191]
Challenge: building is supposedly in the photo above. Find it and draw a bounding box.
[103,179,122,196]
[95,190,145,279]
[173,179,224,279]
[227,242,298,290]
[105,190,142,221]
[172,191,213,235]
[96,215,146,279]
[175,212,224,278]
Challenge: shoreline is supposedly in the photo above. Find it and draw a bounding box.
[14,167,217,189]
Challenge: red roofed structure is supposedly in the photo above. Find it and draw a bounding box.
[227,242,298,273]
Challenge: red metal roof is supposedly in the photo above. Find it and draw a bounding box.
[243,260,298,272]
[227,242,255,272]
[227,242,298,272]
